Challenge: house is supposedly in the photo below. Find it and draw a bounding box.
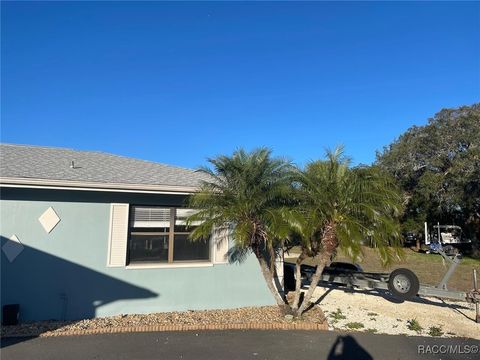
[0,144,277,322]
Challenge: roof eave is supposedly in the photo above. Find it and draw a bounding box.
[0,177,199,195]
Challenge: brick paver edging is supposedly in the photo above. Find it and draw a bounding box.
[2,322,328,338]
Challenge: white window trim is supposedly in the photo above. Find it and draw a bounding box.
[126,262,214,270]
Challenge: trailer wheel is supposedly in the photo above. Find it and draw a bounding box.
[388,268,420,301]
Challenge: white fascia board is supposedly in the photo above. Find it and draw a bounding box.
[0,177,199,195]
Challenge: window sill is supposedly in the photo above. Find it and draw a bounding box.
[126,262,214,270]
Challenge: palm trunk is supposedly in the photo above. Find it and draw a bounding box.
[296,252,331,315]
[296,221,338,316]
[291,250,307,311]
[268,244,276,276]
[255,253,287,309]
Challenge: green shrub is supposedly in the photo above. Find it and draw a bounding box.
[329,308,346,321]
[428,326,444,337]
[346,322,364,330]
[407,319,423,333]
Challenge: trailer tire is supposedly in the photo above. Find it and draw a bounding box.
[388,268,420,301]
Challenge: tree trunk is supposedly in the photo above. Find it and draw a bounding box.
[296,221,338,316]
[295,252,331,316]
[291,250,307,311]
[255,253,287,309]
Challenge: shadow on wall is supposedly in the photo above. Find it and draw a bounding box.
[327,335,373,360]
[1,236,158,324]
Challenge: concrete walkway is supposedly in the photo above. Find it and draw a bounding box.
[2,330,479,360]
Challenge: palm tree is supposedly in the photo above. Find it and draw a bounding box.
[187,148,294,309]
[289,147,403,316]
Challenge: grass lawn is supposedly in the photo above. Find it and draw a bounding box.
[285,246,480,292]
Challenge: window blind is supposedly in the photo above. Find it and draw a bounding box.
[131,206,170,228]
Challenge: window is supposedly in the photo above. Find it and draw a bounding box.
[128,206,209,265]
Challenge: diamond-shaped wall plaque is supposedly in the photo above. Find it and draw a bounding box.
[2,234,24,262]
[38,207,61,233]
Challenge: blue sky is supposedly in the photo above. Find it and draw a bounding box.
[1,1,479,168]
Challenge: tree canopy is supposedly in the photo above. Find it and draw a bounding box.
[187,148,294,307]
[376,104,480,246]
[289,148,403,315]
[188,147,403,317]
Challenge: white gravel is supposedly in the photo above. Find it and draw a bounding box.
[312,286,480,339]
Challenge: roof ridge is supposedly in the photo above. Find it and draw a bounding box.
[0,143,200,173]
[1,143,76,151]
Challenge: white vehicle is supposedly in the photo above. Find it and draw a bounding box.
[424,223,471,247]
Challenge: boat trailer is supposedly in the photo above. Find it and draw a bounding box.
[286,249,480,323]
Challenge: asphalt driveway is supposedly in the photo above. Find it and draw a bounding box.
[1,330,479,360]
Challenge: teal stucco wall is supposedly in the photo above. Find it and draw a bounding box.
[0,188,275,321]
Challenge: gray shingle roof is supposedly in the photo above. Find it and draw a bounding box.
[0,144,208,189]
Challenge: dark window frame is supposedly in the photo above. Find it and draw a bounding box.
[127,206,210,265]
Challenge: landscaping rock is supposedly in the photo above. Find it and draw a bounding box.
[1,306,326,337]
